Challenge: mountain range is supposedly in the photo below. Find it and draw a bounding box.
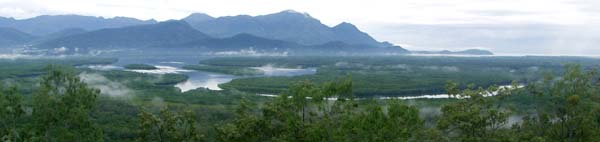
[0,27,36,46]
[38,21,210,49]
[35,20,407,55]
[0,10,491,55]
[183,10,390,47]
[0,15,156,36]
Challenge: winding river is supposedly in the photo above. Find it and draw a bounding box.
[83,59,518,99]
[83,56,316,92]
[81,49,519,99]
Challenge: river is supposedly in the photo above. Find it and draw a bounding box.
[83,52,316,92]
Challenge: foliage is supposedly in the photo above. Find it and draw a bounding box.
[29,65,104,141]
[513,64,600,141]
[215,56,600,97]
[138,107,205,142]
[437,82,513,141]
[124,64,158,70]
[3,57,600,141]
[155,73,188,85]
[0,57,115,79]
[0,86,25,141]
[217,77,429,142]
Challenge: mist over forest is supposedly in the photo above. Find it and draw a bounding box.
[1,1,600,142]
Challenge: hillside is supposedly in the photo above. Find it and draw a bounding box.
[35,20,210,50]
[184,10,391,47]
[0,15,156,35]
[0,27,36,46]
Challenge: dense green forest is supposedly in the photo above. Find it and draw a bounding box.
[202,56,598,96]
[1,60,600,141]
[124,64,158,70]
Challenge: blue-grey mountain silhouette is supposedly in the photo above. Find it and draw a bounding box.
[0,27,36,46]
[184,10,391,47]
[0,15,156,35]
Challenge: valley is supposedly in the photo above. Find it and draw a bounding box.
[2,53,599,141]
[1,6,599,141]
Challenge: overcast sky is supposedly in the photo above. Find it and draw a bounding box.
[1,0,599,55]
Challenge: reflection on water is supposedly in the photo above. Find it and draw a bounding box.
[176,65,316,92]
[124,65,237,92]
[82,62,316,92]
[258,85,523,100]
[159,61,185,64]
[175,73,234,91]
[84,65,123,71]
[127,65,192,74]
[252,64,317,76]
[79,49,320,92]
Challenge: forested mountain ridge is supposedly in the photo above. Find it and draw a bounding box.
[34,20,409,55]
[183,10,391,47]
[0,11,392,48]
[0,11,409,55]
[0,27,37,46]
[35,20,210,50]
[0,15,156,35]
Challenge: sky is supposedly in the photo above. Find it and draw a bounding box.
[0,0,599,55]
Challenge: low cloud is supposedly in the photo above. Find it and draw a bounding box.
[422,65,460,72]
[79,72,133,98]
[389,64,411,71]
[210,47,289,57]
[506,115,524,127]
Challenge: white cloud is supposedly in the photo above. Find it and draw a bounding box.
[79,72,133,98]
[366,23,600,55]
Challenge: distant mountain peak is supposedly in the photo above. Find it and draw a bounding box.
[280,9,304,14]
[183,13,215,23]
[187,13,214,18]
[333,22,359,30]
[112,16,157,22]
[183,11,388,47]
[282,9,300,13]
[273,9,313,18]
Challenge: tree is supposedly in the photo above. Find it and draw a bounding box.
[437,82,512,142]
[218,77,429,142]
[515,64,600,141]
[217,78,356,142]
[138,106,205,142]
[0,86,25,142]
[30,65,103,141]
[216,99,263,142]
